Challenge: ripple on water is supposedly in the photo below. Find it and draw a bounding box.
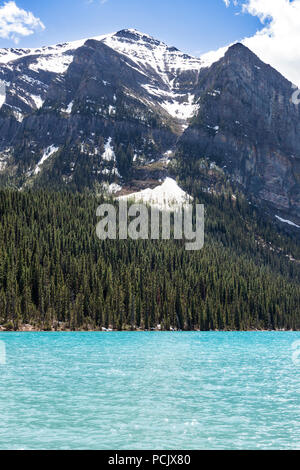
[0,331,299,450]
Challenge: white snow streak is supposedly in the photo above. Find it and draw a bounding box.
[102,137,116,162]
[275,215,300,229]
[34,145,59,175]
[31,94,44,109]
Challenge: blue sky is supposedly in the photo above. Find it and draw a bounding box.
[0,0,262,56]
[2,0,300,87]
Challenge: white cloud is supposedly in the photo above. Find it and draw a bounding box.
[0,1,45,44]
[223,0,238,6]
[223,0,300,86]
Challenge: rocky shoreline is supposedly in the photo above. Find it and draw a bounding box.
[0,324,293,332]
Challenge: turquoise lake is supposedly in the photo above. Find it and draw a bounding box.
[0,332,299,450]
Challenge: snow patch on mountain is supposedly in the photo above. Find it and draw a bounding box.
[62,101,74,114]
[161,93,198,120]
[31,94,44,109]
[118,177,192,210]
[0,92,5,109]
[108,183,122,194]
[141,84,198,120]
[13,110,23,122]
[34,145,59,175]
[102,138,116,162]
[29,54,74,74]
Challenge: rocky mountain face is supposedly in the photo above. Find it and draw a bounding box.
[0,29,203,189]
[0,30,299,225]
[179,43,300,223]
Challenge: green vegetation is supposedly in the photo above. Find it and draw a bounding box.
[0,186,299,331]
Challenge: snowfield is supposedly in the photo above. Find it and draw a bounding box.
[118,177,192,210]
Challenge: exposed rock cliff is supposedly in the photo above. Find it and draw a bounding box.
[179,43,300,222]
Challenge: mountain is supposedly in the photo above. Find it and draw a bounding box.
[0,31,300,332]
[178,43,300,224]
[0,29,299,226]
[0,29,206,189]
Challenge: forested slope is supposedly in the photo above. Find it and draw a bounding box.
[0,186,299,331]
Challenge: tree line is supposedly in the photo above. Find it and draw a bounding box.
[0,185,299,331]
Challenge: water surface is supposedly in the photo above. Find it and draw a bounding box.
[0,332,299,450]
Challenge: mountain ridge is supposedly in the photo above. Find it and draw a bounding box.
[0,29,299,226]
[177,41,300,224]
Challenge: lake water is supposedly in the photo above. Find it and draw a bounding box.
[0,332,299,450]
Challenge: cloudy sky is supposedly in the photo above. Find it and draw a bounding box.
[0,0,300,85]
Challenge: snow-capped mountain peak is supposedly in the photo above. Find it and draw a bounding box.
[0,28,224,75]
[0,29,224,158]
[0,34,112,65]
[100,29,205,124]
[104,29,203,88]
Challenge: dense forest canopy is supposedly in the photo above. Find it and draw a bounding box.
[0,182,299,331]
